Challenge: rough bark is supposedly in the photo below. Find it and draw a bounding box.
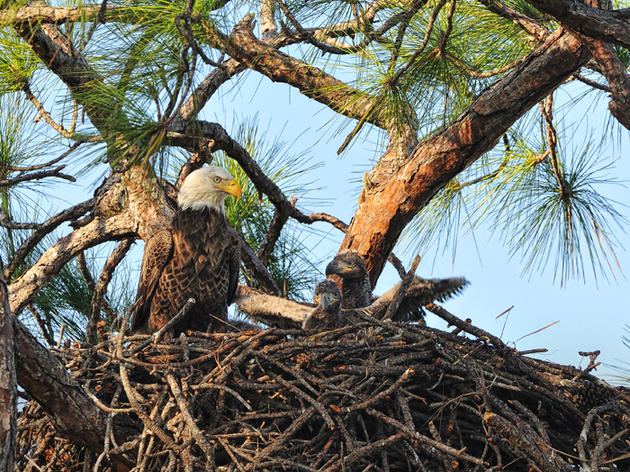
[526,0,630,49]
[341,29,590,284]
[8,214,133,315]
[12,316,111,452]
[0,261,16,472]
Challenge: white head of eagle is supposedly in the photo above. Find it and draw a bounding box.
[177,166,242,214]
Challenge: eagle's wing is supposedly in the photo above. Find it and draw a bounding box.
[366,276,469,322]
[130,230,174,332]
[226,230,241,305]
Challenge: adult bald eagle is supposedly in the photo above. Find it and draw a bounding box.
[130,166,242,336]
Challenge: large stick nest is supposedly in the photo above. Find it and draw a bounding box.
[16,310,630,472]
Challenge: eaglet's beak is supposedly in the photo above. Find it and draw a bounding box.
[217,179,242,200]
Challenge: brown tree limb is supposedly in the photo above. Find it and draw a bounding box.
[5,198,96,279]
[580,36,630,130]
[479,0,549,41]
[8,214,134,315]
[168,122,350,235]
[340,29,589,284]
[0,165,75,188]
[525,0,630,49]
[200,13,417,144]
[0,257,16,471]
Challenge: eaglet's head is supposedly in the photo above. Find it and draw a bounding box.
[325,250,368,279]
[177,166,242,214]
[313,279,342,314]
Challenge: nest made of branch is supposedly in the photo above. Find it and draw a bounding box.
[16,312,630,472]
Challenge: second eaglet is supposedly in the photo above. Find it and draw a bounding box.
[130,166,242,336]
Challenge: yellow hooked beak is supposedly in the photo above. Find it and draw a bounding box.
[217,179,242,201]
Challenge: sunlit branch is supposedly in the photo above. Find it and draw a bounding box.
[8,215,134,314]
[478,0,549,41]
[167,124,349,235]
[5,199,96,279]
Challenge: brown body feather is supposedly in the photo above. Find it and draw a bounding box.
[131,207,240,335]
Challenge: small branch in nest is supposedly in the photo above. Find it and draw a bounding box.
[383,255,420,320]
[387,253,407,279]
[165,373,216,464]
[573,350,601,380]
[127,298,196,355]
[425,302,508,350]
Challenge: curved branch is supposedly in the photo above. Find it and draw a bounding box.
[8,214,134,315]
[5,198,96,279]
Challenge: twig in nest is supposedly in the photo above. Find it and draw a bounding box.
[425,302,508,350]
[383,255,420,320]
[127,298,196,354]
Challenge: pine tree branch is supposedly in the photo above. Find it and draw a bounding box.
[579,36,630,130]
[341,28,590,283]
[8,214,134,315]
[202,14,414,135]
[0,166,75,188]
[0,257,17,471]
[478,0,549,41]
[5,198,96,279]
[525,0,630,49]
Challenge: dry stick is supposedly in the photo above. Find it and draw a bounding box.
[387,253,407,279]
[165,373,216,465]
[383,255,420,320]
[127,298,196,355]
[86,238,134,343]
[344,368,414,413]
[216,436,248,472]
[364,408,488,467]
[272,375,336,430]
[115,308,179,451]
[191,383,252,411]
[322,432,407,472]
[425,302,508,350]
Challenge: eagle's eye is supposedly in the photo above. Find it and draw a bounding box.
[213,176,221,183]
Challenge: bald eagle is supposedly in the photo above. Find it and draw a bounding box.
[326,250,468,321]
[302,279,343,330]
[130,166,242,336]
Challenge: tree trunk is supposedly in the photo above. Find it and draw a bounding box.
[0,262,16,472]
[341,29,590,284]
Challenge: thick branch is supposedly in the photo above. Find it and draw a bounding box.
[526,0,630,49]
[5,198,96,279]
[202,14,416,139]
[8,215,134,315]
[341,29,589,284]
[0,258,16,471]
[581,37,630,130]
